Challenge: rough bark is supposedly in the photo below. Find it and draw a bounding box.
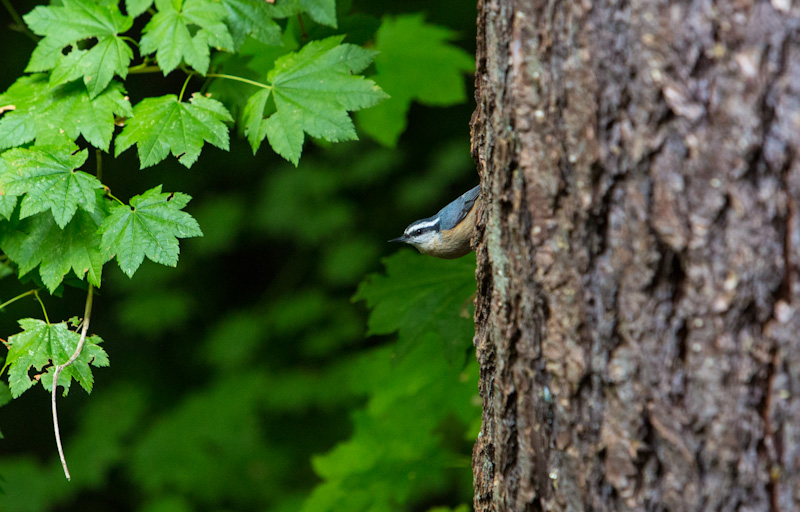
[470,1,800,510]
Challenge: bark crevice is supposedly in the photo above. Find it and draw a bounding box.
[471,1,800,510]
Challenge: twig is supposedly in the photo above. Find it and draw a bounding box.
[0,0,38,42]
[51,285,94,481]
[95,149,102,182]
[205,73,272,90]
[297,13,307,39]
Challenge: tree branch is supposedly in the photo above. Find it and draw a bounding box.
[51,285,94,481]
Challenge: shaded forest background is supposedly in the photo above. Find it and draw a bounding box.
[0,0,482,511]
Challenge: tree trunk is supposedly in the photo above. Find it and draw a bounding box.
[470,1,800,510]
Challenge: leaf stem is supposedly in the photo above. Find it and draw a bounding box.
[96,149,103,181]
[206,73,272,90]
[119,35,139,48]
[0,289,38,311]
[34,290,50,324]
[52,285,94,481]
[297,13,308,39]
[0,0,37,42]
[104,188,126,206]
[128,64,161,74]
[178,73,193,102]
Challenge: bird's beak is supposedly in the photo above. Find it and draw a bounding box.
[389,236,407,243]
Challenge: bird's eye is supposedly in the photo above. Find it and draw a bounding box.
[413,229,423,236]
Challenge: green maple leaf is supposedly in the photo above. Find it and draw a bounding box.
[140,0,234,75]
[263,0,303,18]
[354,250,476,361]
[2,318,108,398]
[259,0,335,26]
[356,15,474,146]
[100,185,203,277]
[0,146,102,228]
[0,75,52,150]
[0,76,133,152]
[0,157,18,220]
[242,88,275,155]
[24,0,133,98]
[0,195,17,220]
[115,93,232,169]
[127,0,154,18]
[244,36,387,165]
[299,0,336,27]
[221,0,281,49]
[45,82,134,151]
[50,41,133,99]
[0,209,111,292]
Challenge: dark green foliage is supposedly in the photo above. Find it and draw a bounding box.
[0,76,133,151]
[115,94,233,168]
[100,186,203,276]
[0,0,478,509]
[25,0,134,96]
[243,35,387,164]
[3,319,107,397]
[357,14,475,146]
[1,147,101,228]
[356,251,477,362]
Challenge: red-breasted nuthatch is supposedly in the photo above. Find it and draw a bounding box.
[390,185,480,259]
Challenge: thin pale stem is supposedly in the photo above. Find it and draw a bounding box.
[178,73,193,102]
[95,149,102,181]
[206,73,272,90]
[52,285,94,481]
[128,64,161,74]
[0,289,37,311]
[104,188,125,206]
[34,290,49,324]
[119,35,139,47]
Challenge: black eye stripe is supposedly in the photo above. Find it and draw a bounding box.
[406,219,440,237]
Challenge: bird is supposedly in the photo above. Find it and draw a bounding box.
[390,185,480,258]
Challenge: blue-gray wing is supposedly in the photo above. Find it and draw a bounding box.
[438,185,480,230]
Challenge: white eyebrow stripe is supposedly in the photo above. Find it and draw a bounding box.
[408,219,440,231]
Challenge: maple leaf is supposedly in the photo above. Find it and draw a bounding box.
[0,209,111,292]
[127,0,154,18]
[244,36,387,165]
[0,146,102,228]
[354,250,476,361]
[0,156,18,220]
[260,0,334,25]
[0,76,133,152]
[0,195,17,220]
[115,93,232,169]
[100,185,203,277]
[140,0,234,75]
[356,15,474,146]
[3,318,108,398]
[0,75,51,150]
[24,0,133,97]
[299,0,336,27]
[221,0,282,49]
